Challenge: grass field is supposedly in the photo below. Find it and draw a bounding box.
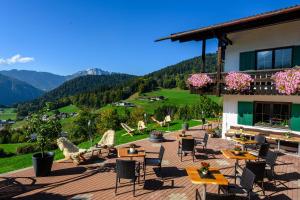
[127,88,222,114]
[0,119,201,174]
[58,104,79,113]
[0,108,17,120]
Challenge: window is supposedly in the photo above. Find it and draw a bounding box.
[254,102,290,128]
[257,51,272,70]
[256,47,292,70]
[275,48,292,68]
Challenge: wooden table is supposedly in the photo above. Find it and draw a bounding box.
[231,138,257,150]
[266,134,300,156]
[186,167,228,200]
[117,147,146,160]
[221,149,257,183]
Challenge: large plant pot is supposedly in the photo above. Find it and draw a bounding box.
[182,122,189,131]
[149,131,164,143]
[32,152,55,177]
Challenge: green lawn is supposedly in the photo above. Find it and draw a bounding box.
[0,108,17,120]
[0,143,28,153]
[58,104,79,113]
[127,88,222,114]
[0,119,201,174]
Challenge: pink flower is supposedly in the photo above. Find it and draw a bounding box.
[225,72,254,92]
[187,73,212,88]
[272,68,300,95]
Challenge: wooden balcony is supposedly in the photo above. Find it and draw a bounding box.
[190,68,293,96]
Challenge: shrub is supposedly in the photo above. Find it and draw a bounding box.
[16,143,39,154]
[177,105,192,121]
[10,132,20,143]
[129,108,145,126]
[154,105,177,121]
[0,148,14,158]
[72,108,97,140]
[18,134,27,143]
[97,108,119,133]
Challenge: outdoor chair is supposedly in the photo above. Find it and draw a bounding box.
[245,135,266,151]
[250,143,270,160]
[265,150,278,180]
[219,168,256,200]
[201,118,212,130]
[115,159,140,197]
[151,116,166,127]
[196,189,245,200]
[137,121,147,132]
[144,145,165,181]
[246,161,266,195]
[164,115,171,123]
[179,138,195,162]
[121,123,135,136]
[195,132,209,151]
[57,137,92,165]
[90,130,115,157]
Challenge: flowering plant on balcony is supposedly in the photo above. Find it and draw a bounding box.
[271,68,300,95]
[225,72,254,92]
[187,73,212,88]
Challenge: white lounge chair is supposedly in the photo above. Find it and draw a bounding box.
[57,137,92,165]
[165,115,171,123]
[90,130,116,156]
[151,116,166,127]
[137,121,147,132]
[121,123,135,136]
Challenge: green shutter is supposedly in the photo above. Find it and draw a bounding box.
[238,101,253,126]
[293,46,300,67]
[291,104,300,131]
[239,51,256,71]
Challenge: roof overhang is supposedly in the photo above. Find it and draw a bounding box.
[156,5,300,42]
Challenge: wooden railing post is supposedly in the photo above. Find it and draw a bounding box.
[201,39,206,73]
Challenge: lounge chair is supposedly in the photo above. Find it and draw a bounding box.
[57,137,92,165]
[164,115,171,123]
[121,123,135,136]
[151,116,166,127]
[137,121,147,132]
[90,130,116,156]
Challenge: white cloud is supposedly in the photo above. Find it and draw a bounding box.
[0,54,34,65]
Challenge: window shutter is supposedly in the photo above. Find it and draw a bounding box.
[239,51,256,71]
[238,101,253,126]
[290,104,300,131]
[292,46,300,67]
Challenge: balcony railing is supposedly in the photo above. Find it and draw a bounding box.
[190,68,292,95]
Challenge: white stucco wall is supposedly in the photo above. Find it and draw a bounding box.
[224,20,300,72]
[222,95,300,138]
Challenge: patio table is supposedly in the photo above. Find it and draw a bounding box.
[117,147,146,160]
[186,167,228,200]
[221,149,257,183]
[231,138,257,151]
[266,134,300,156]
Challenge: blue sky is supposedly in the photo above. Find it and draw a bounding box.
[0,0,299,75]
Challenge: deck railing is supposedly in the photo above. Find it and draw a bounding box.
[190,68,292,95]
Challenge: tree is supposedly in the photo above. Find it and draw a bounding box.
[96,108,119,133]
[72,109,97,140]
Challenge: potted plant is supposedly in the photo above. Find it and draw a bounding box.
[224,72,254,93]
[149,131,164,143]
[129,143,137,153]
[27,113,62,177]
[233,145,242,155]
[199,162,210,175]
[271,68,300,95]
[283,132,292,139]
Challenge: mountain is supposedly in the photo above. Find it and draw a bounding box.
[0,69,66,91]
[67,68,110,79]
[0,74,44,106]
[0,68,112,92]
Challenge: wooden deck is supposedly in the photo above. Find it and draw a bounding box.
[1,126,300,200]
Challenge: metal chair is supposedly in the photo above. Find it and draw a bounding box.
[250,143,270,160]
[195,132,209,151]
[246,161,266,195]
[179,138,195,162]
[265,150,278,180]
[115,159,140,197]
[144,145,165,181]
[219,168,255,200]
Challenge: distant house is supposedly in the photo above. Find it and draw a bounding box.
[113,101,135,107]
[149,96,165,101]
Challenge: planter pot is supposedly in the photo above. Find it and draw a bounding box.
[182,123,189,131]
[149,132,164,143]
[32,152,55,177]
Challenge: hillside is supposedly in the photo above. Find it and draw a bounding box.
[0,74,43,106]
[0,69,66,91]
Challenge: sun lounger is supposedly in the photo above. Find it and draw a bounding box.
[121,123,135,136]
[137,121,147,132]
[151,116,166,127]
[90,130,116,156]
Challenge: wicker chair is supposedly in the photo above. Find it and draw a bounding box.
[144,145,165,181]
[219,168,256,200]
[179,138,195,162]
[195,132,209,151]
[246,161,266,195]
[115,159,140,197]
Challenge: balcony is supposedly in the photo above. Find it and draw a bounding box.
[190,68,292,96]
